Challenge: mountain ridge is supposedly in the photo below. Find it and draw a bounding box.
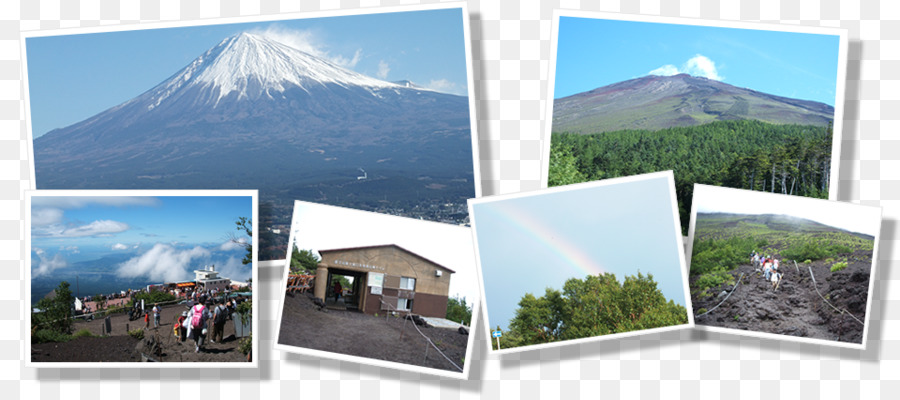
[552,74,834,134]
[32,31,476,260]
[696,212,873,241]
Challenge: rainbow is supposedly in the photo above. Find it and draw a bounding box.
[482,202,607,278]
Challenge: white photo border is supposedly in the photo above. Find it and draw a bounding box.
[686,184,882,350]
[469,170,695,356]
[272,200,481,380]
[20,1,482,268]
[539,10,848,204]
[25,189,259,368]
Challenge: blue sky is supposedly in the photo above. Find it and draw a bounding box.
[26,8,469,138]
[31,195,253,282]
[554,17,841,106]
[471,175,688,332]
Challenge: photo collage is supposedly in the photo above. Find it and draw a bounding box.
[8,0,891,395]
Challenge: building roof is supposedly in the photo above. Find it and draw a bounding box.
[318,244,456,274]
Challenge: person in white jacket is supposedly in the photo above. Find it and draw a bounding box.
[186,302,210,353]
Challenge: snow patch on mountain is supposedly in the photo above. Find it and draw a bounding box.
[146,32,401,108]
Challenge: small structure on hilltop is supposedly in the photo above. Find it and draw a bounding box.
[194,265,231,292]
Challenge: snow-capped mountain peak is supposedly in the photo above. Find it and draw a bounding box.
[147,32,399,108]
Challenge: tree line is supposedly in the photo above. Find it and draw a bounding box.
[549,120,834,232]
[493,273,687,350]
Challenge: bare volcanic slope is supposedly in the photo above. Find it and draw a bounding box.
[32,32,475,259]
[690,213,874,344]
[552,74,834,134]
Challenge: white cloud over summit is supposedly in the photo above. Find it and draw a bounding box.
[649,54,722,81]
[116,243,209,283]
[250,26,363,69]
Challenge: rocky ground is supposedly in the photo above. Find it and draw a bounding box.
[32,302,251,363]
[277,292,469,372]
[692,250,873,344]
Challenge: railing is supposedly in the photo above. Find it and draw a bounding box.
[695,272,745,319]
[379,298,463,372]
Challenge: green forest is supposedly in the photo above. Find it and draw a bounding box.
[549,120,834,232]
[492,273,687,350]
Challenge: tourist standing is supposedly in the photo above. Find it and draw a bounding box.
[187,302,209,353]
[212,301,227,344]
[152,303,160,328]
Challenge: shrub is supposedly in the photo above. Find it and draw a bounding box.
[446,295,472,326]
[697,308,708,315]
[128,291,176,308]
[128,329,145,340]
[72,328,95,338]
[32,329,72,344]
[831,262,848,272]
[238,332,252,355]
[803,259,812,264]
[781,241,828,262]
[694,269,734,294]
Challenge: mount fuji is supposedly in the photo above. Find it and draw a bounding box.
[32,32,476,259]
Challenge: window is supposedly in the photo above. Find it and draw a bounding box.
[398,298,413,311]
[399,277,416,291]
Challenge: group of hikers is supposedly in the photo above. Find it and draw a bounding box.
[751,251,783,289]
[174,295,250,353]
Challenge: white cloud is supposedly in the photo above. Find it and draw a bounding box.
[116,243,210,283]
[48,220,129,238]
[32,207,64,226]
[425,78,461,94]
[220,237,249,251]
[331,49,362,69]
[648,54,723,81]
[684,55,722,80]
[112,243,129,250]
[215,256,253,282]
[250,26,363,68]
[33,248,67,277]
[648,64,679,76]
[376,60,390,79]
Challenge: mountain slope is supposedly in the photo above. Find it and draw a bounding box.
[552,74,834,134]
[32,32,475,259]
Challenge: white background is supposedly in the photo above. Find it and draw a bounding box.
[1,1,898,399]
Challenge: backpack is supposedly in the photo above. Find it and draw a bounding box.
[214,306,226,324]
[191,304,205,328]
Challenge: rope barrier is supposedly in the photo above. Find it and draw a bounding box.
[807,266,864,326]
[379,298,463,372]
[696,272,744,318]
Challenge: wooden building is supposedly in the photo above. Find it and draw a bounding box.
[313,245,454,318]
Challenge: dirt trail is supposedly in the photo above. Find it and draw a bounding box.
[32,302,250,363]
[277,292,469,372]
[692,251,872,344]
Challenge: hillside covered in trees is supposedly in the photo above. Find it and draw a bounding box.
[492,273,688,350]
[549,120,834,232]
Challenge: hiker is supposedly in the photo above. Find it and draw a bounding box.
[212,300,227,344]
[763,260,775,281]
[187,301,209,353]
[144,309,150,328]
[333,281,343,303]
[177,311,187,341]
[152,303,160,328]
